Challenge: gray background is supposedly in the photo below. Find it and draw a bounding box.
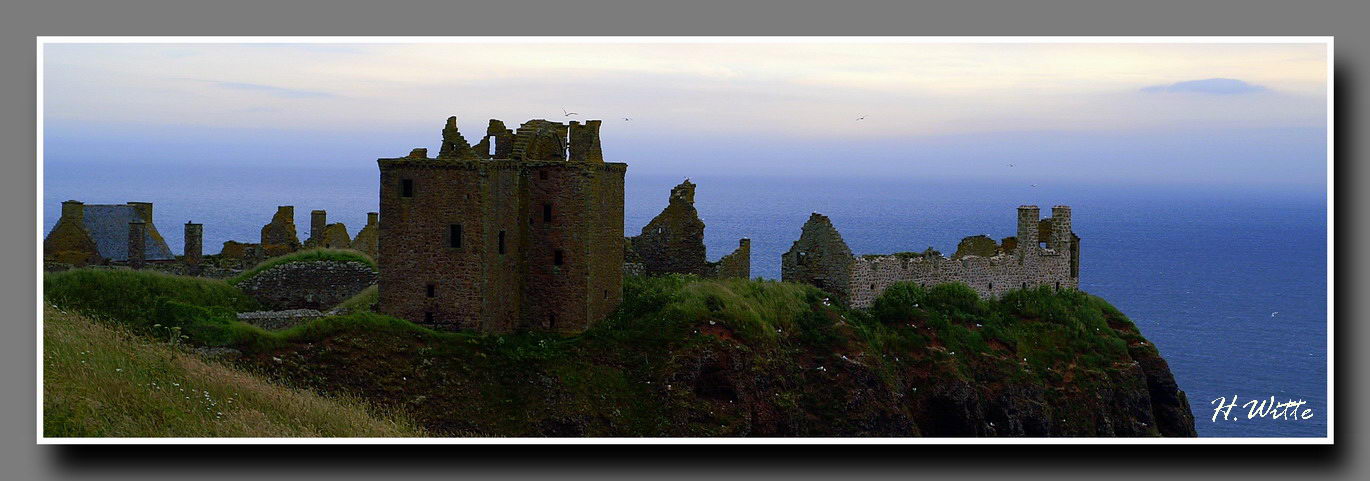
[1,0,1361,479]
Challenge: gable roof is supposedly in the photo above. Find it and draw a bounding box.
[81,204,175,261]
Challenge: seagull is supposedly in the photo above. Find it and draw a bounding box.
[562,108,579,117]
[1008,163,1015,167]
[1271,312,1279,317]
[856,116,867,121]
[1030,184,1038,188]
[622,117,631,121]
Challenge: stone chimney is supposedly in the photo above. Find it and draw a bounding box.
[128,220,146,269]
[60,200,85,222]
[367,212,379,226]
[128,202,154,223]
[184,222,203,274]
[311,210,327,245]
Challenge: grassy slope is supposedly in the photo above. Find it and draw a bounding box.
[226,248,376,285]
[43,304,427,437]
[43,269,1188,437]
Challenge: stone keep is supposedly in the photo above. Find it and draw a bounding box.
[377,116,627,333]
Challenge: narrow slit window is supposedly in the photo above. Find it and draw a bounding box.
[498,231,506,254]
[426,284,435,298]
[424,312,434,323]
[553,249,564,266]
[449,224,462,248]
[401,179,414,197]
[543,203,553,222]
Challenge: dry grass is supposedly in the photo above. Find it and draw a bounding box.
[42,304,428,438]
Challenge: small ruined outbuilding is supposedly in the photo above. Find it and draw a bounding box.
[625,180,750,279]
[44,200,174,266]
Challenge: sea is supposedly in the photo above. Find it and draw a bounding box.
[41,162,1329,438]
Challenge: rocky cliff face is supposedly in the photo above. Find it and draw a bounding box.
[244,277,1196,437]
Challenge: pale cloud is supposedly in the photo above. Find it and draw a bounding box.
[42,41,1327,139]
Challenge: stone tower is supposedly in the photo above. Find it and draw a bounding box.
[377,116,627,333]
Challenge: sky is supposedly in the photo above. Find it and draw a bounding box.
[42,41,1329,190]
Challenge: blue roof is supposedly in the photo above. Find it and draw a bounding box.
[80,205,174,261]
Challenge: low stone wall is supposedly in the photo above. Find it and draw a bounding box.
[237,309,326,330]
[236,260,377,310]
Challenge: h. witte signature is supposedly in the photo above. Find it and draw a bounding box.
[1210,395,1315,422]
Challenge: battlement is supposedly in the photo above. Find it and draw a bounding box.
[400,116,610,164]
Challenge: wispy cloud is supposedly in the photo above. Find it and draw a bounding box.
[211,81,336,99]
[1141,78,1268,95]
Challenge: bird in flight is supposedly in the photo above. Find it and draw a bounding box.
[1271,312,1279,317]
[562,108,579,117]
[622,117,631,121]
[856,116,867,121]
[1030,184,1038,188]
[1008,163,1015,168]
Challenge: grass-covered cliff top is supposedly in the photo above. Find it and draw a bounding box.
[42,269,1190,437]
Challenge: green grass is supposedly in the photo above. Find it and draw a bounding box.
[227,248,376,285]
[44,269,259,329]
[334,284,378,312]
[43,269,1161,436]
[43,304,428,437]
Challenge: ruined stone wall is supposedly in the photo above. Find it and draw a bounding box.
[236,260,377,310]
[43,201,101,265]
[712,238,751,279]
[780,213,856,303]
[846,250,1076,308]
[378,117,624,333]
[784,207,1078,308]
[319,223,352,249]
[351,213,380,259]
[260,206,301,257]
[628,181,709,276]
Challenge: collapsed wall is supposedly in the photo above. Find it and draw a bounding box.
[625,180,750,279]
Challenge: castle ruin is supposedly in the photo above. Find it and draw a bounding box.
[625,180,750,279]
[782,206,1079,307]
[43,200,175,266]
[376,116,626,333]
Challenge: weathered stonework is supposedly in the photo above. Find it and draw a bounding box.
[377,116,626,333]
[220,240,266,268]
[183,222,203,275]
[43,200,175,265]
[127,220,146,270]
[783,206,1080,308]
[236,260,377,310]
[713,238,751,279]
[625,180,751,279]
[351,212,380,259]
[780,213,856,303]
[260,206,301,257]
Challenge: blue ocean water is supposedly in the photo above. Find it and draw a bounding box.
[42,162,1328,437]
